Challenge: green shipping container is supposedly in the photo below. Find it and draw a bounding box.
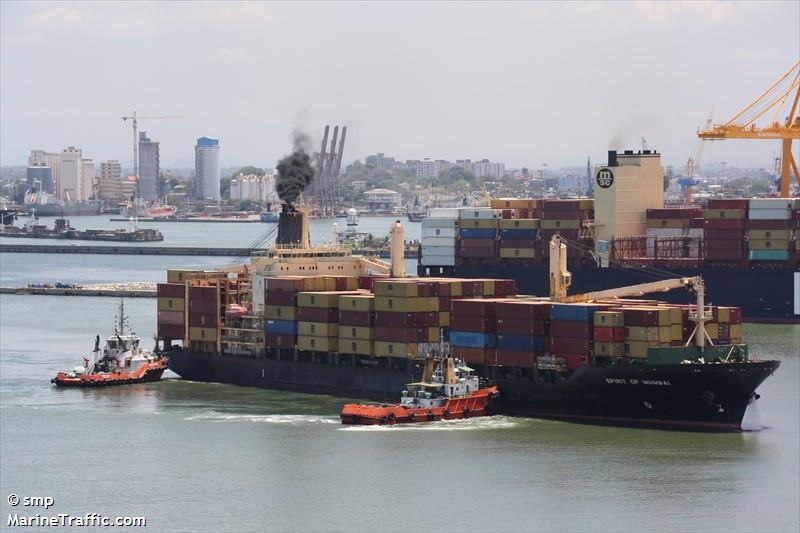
[749,250,790,261]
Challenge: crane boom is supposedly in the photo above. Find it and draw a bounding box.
[560,277,696,304]
[121,111,181,182]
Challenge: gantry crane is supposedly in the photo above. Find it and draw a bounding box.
[697,61,800,197]
[121,111,181,178]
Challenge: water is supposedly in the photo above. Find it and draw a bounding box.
[1,219,799,532]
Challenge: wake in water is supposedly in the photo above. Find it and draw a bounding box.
[184,412,339,425]
[338,415,519,432]
[741,398,766,431]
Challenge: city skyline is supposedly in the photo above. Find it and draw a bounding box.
[1,2,798,171]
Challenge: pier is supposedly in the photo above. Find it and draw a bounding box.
[1,283,156,298]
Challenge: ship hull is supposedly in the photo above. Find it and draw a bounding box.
[168,351,779,431]
[419,265,800,323]
[22,202,102,216]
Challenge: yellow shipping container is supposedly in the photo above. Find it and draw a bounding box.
[373,280,420,297]
[158,297,185,312]
[337,338,374,356]
[374,296,438,313]
[625,326,660,342]
[491,198,531,209]
[670,324,683,341]
[730,323,742,340]
[578,199,594,210]
[189,327,217,342]
[264,305,297,320]
[667,307,682,325]
[658,326,672,343]
[439,312,450,327]
[458,219,499,229]
[540,219,580,230]
[499,248,536,258]
[639,306,672,326]
[297,335,338,352]
[482,279,495,295]
[625,340,658,358]
[749,239,790,250]
[594,311,624,327]
[297,292,347,308]
[338,294,375,312]
[298,321,338,337]
[499,218,541,229]
[717,307,731,323]
[374,341,418,358]
[427,327,441,343]
[338,325,373,340]
[748,229,790,240]
[646,218,690,229]
[167,269,205,283]
[706,323,719,340]
[704,208,745,220]
[594,342,624,357]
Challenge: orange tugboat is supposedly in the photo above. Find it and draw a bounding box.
[341,358,499,425]
[52,302,168,388]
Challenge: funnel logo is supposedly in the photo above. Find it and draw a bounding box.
[596,168,614,189]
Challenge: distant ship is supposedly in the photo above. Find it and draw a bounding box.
[22,191,101,216]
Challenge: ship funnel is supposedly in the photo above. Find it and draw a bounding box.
[276,204,310,248]
[390,220,405,277]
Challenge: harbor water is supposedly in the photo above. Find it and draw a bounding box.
[1,216,799,532]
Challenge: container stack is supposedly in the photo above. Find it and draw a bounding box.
[449,298,501,366]
[592,311,625,358]
[548,303,600,369]
[297,291,360,352]
[495,300,549,368]
[338,295,375,355]
[420,209,459,267]
[188,285,219,351]
[490,198,540,219]
[704,199,748,263]
[457,208,501,265]
[264,277,306,349]
[499,218,540,264]
[614,306,682,358]
[538,199,593,262]
[373,280,441,358]
[716,306,743,344]
[747,198,793,262]
[645,207,703,258]
[156,282,185,341]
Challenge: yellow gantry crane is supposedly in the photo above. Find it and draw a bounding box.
[698,60,800,197]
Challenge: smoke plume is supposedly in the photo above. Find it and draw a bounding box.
[276,131,315,206]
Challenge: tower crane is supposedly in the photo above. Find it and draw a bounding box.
[697,60,800,198]
[121,111,181,179]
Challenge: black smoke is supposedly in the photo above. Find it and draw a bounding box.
[276,132,315,206]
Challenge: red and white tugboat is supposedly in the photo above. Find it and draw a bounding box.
[51,302,168,388]
[340,358,499,425]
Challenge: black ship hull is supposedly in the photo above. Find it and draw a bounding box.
[168,351,779,431]
[419,265,800,323]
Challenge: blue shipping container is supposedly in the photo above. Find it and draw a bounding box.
[265,319,297,335]
[496,334,545,351]
[450,330,496,348]
[500,228,539,240]
[459,228,497,239]
[749,250,790,261]
[549,303,599,322]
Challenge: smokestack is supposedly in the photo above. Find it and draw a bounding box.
[607,150,618,167]
[390,220,405,277]
[277,204,303,246]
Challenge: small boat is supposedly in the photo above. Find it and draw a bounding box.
[51,302,167,388]
[346,207,359,227]
[340,358,499,425]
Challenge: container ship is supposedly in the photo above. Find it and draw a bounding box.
[418,150,800,323]
[159,205,780,431]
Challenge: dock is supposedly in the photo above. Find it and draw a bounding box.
[0,243,418,258]
[108,217,261,223]
[1,283,156,298]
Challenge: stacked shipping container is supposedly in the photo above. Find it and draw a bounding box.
[747,198,794,261]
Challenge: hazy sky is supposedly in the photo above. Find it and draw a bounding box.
[1,1,798,171]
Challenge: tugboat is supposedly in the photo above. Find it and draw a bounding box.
[340,358,499,425]
[51,302,168,388]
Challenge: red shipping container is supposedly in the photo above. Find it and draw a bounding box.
[296,307,339,322]
[594,327,624,342]
[496,318,547,335]
[718,323,731,341]
[434,282,452,296]
[459,238,496,248]
[157,310,184,326]
[157,324,184,339]
[495,300,549,320]
[189,299,216,314]
[157,283,185,298]
[265,333,297,348]
[647,207,704,219]
[374,311,437,327]
[494,279,517,296]
[747,219,792,229]
[374,326,428,343]
[496,350,537,368]
[706,239,745,251]
[499,239,537,248]
[459,248,496,258]
[451,298,497,317]
[339,310,374,327]
[707,199,749,209]
[550,336,591,355]
[451,346,493,365]
[704,229,746,240]
[690,218,705,228]
[438,296,450,311]
[729,307,742,324]
[189,312,217,327]
[704,219,745,230]
[561,354,590,370]
[619,308,659,326]
[450,315,496,332]
[265,290,297,306]
[268,278,306,292]
[549,320,592,339]
[189,286,217,301]
[357,276,388,291]
[705,249,745,260]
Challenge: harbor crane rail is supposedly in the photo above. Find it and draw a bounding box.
[697,60,800,197]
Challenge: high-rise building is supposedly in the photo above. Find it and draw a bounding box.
[81,159,95,200]
[29,150,61,192]
[97,160,124,202]
[59,147,82,201]
[195,137,220,201]
[138,131,160,201]
[26,165,53,194]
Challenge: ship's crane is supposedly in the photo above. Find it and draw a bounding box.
[697,61,800,197]
[121,111,181,179]
[548,237,713,348]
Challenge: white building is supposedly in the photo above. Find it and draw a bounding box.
[97,160,124,202]
[59,147,82,201]
[29,150,61,193]
[230,173,278,204]
[195,137,220,201]
[364,188,402,211]
[138,132,160,201]
[81,159,95,200]
[456,159,505,179]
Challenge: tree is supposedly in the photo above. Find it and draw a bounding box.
[436,166,478,187]
[230,166,265,178]
[220,177,232,199]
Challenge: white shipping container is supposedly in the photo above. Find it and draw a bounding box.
[422,217,458,229]
[688,228,704,238]
[457,208,501,220]
[420,254,456,266]
[645,228,687,238]
[748,208,791,220]
[422,227,458,238]
[421,236,456,247]
[749,198,793,210]
[422,245,456,256]
[427,208,461,218]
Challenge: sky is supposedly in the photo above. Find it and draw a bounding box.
[1,1,798,172]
